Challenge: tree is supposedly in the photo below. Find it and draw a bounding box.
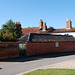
[48,26,54,29]
[2,19,15,38]
[1,19,22,42]
[0,30,3,42]
[14,23,22,39]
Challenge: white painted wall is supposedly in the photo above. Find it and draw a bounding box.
[51,32,75,37]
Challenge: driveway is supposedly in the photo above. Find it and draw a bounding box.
[0,52,75,75]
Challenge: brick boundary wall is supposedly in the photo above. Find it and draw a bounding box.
[0,42,19,59]
[26,42,75,56]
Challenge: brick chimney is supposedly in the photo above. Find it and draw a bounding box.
[66,18,72,29]
[16,22,21,29]
[43,22,47,31]
[40,20,43,29]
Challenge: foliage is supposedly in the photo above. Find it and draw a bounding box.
[48,26,54,29]
[24,69,75,75]
[2,19,15,37]
[14,24,22,38]
[0,19,22,42]
[0,29,14,42]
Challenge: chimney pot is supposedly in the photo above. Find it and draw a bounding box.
[40,20,43,28]
[43,22,47,31]
[16,22,21,29]
[66,18,72,29]
[16,22,20,24]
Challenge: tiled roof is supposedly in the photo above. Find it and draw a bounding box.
[38,28,54,33]
[18,34,29,43]
[22,27,40,36]
[18,33,75,43]
[51,28,75,33]
[21,27,75,37]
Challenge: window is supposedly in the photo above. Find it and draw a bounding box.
[56,42,59,47]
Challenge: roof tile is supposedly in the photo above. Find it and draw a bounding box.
[22,27,40,36]
[51,28,75,33]
[18,33,75,43]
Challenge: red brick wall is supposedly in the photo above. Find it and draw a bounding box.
[0,42,19,59]
[26,42,75,56]
[66,20,72,29]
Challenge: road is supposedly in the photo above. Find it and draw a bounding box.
[0,52,75,75]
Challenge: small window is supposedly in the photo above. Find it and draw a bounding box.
[56,42,59,47]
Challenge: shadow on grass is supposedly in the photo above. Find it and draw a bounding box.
[0,51,75,62]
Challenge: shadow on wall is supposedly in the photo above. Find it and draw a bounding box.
[0,51,75,62]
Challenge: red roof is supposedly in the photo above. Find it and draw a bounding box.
[22,27,40,36]
[51,28,75,33]
[21,27,75,37]
[38,28,54,33]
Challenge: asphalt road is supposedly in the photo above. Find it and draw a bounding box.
[0,52,75,75]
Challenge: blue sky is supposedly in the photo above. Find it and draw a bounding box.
[0,0,75,29]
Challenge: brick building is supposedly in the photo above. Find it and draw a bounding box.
[18,18,75,56]
[18,33,75,56]
[21,18,75,37]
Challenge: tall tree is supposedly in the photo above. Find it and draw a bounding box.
[1,19,22,42]
[2,19,15,38]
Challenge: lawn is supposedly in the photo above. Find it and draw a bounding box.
[24,69,75,75]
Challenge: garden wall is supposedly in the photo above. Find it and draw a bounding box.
[26,42,75,56]
[0,42,19,59]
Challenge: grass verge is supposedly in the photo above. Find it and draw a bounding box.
[24,68,75,75]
